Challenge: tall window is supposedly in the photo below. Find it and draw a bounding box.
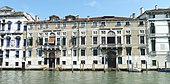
[152,60,156,66]
[28,37,33,46]
[29,50,32,57]
[117,36,121,44]
[38,49,43,57]
[62,50,66,56]
[81,49,85,56]
[81,36,85,45]
[93,49,98,56]
[93,37,97,44]
[16,37,20,48]
[6,50,9,58]
[72,37,77,46]
[139,21,144,26]
[63,23,66,28]
[17,21,21,31]
[57,38,60,45]
[101,22,106,26]
[80,22,85,27]
[140,36,145,44]
[6,37,11,47]
[140,48,145,55]
[151,39,156,51]
[73,49,77,56]
[101,37,106,44]
[1,39,4,46]
[125,22,130,26]
[7,21,12,30]
[16,51,19,58]
[62,37,66,45]
[118,57,122,64]
[24,25,27,31]
[92,22,97,27]
[126,47,132,55]
[57,24,60,28]
[0,50,3,57]
[126,35,131,44]
[150,23,155,33]
[23,51,26,57]
[38,37,43,45]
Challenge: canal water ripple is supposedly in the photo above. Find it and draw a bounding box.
[0,71,170,84]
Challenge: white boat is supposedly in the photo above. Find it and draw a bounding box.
[128,67,143,72]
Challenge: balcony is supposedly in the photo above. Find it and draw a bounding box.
[98,44,123,48]
[149,33,169,38]
[42,44,60,50]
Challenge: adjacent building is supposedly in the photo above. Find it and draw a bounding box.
[0,6,34,69]
[138,5,170,69]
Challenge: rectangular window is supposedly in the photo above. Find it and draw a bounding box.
[6,39,10,47]
[126,47,132,55]
[101,37,106,44]
[57,24,60,28]
[81,60,85,64]
[0,50,3,57]
[23,51,26,57]
[117,36,121,44]
[39,49,43,57]
[80,22,85,27]
[81,49,85,56]
[28,61,31,65]
[38,37,43,45]
[6,50,9,58]
[101,22,106,26]
[140,36,145,44]
[152,60,156,66]
[8,22,12,30]
[116,22,121,26]
[29,50,32,57]
[5,62,9,66]
[17,23,21,31]
[73,23,77,28]
[118,57,122,64]
[63,23,66,28]
[150,23,155,33]
[151,40,156,51]
[126,35,131,44]
[62,50,66,56]
[15,62,19,66]
[62,61,66,65]
[16,51,19,58]
[140,48,145,55]
[45,24,49,28]
[125,22,130,26]
[24,39,26,46]
[73,49,77,56]
[141,60,146,64]
[57,38,60,45]
[93,49,98,56]
[1,39,4,46]
[93,60,98,64]
[81,37,85,45]
[72,37,77,46]
[93,37,97,44]
[92,22,97,27]
[38,61,42,65]
[24,25,27,31]
[62,37,66,45]
[44,58,47,65]
[127,60,132,64]
[73,61,77,65]
[139,21,144,25]
[30,24,33,30]
[16,39,20,48]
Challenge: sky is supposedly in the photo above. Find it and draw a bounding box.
[0,0,170,19]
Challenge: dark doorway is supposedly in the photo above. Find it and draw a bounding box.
[107,51,116,68]
[49,51,55,68]
[22,62,25,69]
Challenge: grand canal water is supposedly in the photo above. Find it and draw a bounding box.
[0,71,170,84]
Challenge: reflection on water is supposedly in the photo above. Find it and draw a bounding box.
[0,71,170,84]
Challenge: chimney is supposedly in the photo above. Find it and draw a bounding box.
[35,15,39,21]
[132,13,135,19]
[155,5,158,10]
[140,7,145,14]
[87,16,90,20]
